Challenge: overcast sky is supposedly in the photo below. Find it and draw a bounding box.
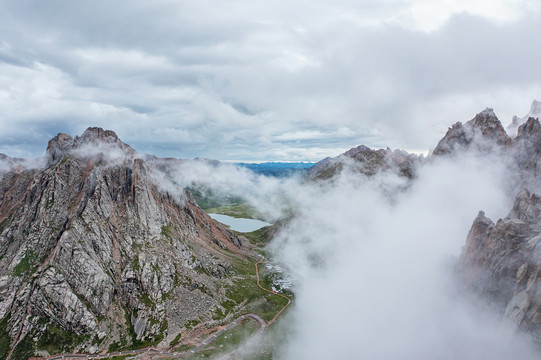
[1,0,540,161]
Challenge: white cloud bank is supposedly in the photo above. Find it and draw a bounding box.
[158,144,539,359]
[267,152,539,359]
[161,146,537,360]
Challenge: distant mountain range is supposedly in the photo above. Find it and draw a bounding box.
[236,162,314,177]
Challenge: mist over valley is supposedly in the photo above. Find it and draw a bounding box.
[2,1,541,358]
[1,104,541,359]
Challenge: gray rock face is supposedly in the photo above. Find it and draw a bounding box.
[308,107,521,182]
[438,105,541,341]
[459,190,541,338]
[432,108,511,156]
[307,144,419,181]
[0,128,247,355]
[432,108,541,194]
[46,133,74,165]
[35,267,98,334]
[507,100,541,138]
[0,154,29,178]
[513,118,541,192]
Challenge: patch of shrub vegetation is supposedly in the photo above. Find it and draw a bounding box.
[212,307,226,321]
[36,322,90,354]
[139,293,154,308]
[161,225,174,244]
[184,319,200,329]
[0,313,11,359]
[169,332,182,347]
[241,226,273,245]
[204,203,258,219]
[12,251,38,277]
[11,335,35,360]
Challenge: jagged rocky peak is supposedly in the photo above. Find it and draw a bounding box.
[46,132,74,164]
[471,108,503,132]
[472,108,512,147]
[508,189,541,228]
[433,108,511,156]
[459,188,541,339]
[517,116,541,139]
[512,117,541,192]
[507,100,541,138]
[307,144,418,180]
[456,104,541,342]
[46,127,136,166]
[0,128,248,356]
[73,127,133,153]
[431,121,468,156]
[0,154,26,176]
[343,144,372,157]
[76,127,119,142]
[514,117,541,163]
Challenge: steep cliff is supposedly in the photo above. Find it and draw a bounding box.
[507,100,541,138]
[456,109,541,342]
[0,128,250,358]
[513,118,541,193]
[0,154,29,178]
[459,190,541,339]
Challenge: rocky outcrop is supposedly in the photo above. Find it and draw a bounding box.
[507,100,541,138]
[0,128,249,357]
[0,154,26,178]
[432,106,541,194]
[512,117,541,193]
[307,145,418,181]
[46,133,75,165]
[439,104,541,342]
[459,190,541,339]
[433,108,511,156]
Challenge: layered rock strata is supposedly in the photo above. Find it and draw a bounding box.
[0,128,246,356]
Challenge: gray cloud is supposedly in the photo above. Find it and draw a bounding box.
[0,0,540,160]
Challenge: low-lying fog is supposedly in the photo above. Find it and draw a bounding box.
[164,150,539,359]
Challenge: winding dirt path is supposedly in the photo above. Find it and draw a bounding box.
[47,314,265,360]
[216,255,291,360]
[254,255,291,326]
[46,256,290,360]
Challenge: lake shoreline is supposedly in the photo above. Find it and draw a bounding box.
[208,213,272,233]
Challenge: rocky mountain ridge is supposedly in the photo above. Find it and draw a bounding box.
[0,128,251,358]
[449,105,541,343]
[507,100,541,138]
[459,190,541,339]
[306,103,541,344]
[432,107,512,156]
[0,154,33,178]
[307,144,419,181]
[2,102,541,357]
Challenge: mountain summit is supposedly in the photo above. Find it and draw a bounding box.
[45,127,137,166]
[0,128,250,357]
[507,100,541,137]
[432,108,511,156]
[448,107,541,342]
